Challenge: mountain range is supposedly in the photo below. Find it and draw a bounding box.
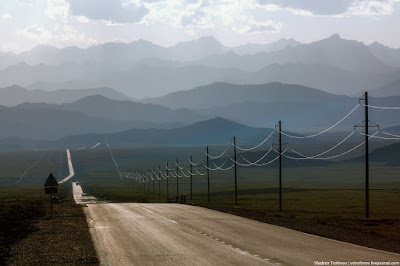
[145,82,400,130]
[0,35,399,98]
[0,37,301,68]
[0,95,203,140]
[0,84,131,106]
[1,82,399,144]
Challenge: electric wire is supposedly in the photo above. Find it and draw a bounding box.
[289,131,356,159]
[357,131,400,140]
[231,147,288,166]
[233,130,275,151]
[382,131,400,138]
[281,131,378,160]
[204,144,231,159]
[277,103,360,139]
[16,151,47,184]
[365,104,400,110]
[240,147,274,165]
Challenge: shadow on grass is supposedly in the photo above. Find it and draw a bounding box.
[0,198,46,265]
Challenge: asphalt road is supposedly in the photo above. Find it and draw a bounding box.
[84,203,400,266]
[59,149,75,184]
[72,182,98,204]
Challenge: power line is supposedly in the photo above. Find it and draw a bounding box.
[279,131,378,160]
[366,104,400,110]
[233,130,275,151]
[277,103,360,139]
[382,131,400,138]
[289,131,356,159]
[230,151,284,167]
[204,144,231,159]
[240,147,274,165]
[358,131,400,140]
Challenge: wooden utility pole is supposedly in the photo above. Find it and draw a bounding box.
[166,163,169,202]
[190,155,193,201]
[279,121,282,212]
[158,166,161,196]
[233,137,238,205]
[207,146,210,203]
[176,158,179,198]
[365,92,370,219]
[152,167,155,195]
[147,171,150,194]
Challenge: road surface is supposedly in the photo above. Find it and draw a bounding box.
[78,199,400,265]
[72,182,98,204]
[59,149,75,184]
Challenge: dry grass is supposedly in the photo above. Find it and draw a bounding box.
[0,186,99,265]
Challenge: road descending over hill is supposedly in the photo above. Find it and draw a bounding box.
[80,199,400,265]
[59,149,75,184]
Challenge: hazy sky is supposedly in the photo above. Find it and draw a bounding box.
[1,0,400,53]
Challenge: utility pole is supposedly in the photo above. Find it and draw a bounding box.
[158,166,161,196]
[166,163,169,202]
[207,146,210,203]
[365,92,370,219]
[152,167,155,195]
[355,92,376,218]
[190,155,193,201]
[279,121,282,212]
[176,158,179,198]
[233,137,238,205]
[147,171,150,194]
[142,172,145,194]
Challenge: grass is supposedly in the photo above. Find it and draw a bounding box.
[0,182,98,265]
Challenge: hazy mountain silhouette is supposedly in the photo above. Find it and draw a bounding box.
[0,105,148,140]
[192,34,396,73]
[27,80,98,91]
[3,36,300,68]
[1,61,397,98]
[147,82,346,109]
[0,95,206,140]
[0,35,398,98]
[368,42,400,68]
[146,82,400,129]
[370,79,400,97]
[56,95,204,123]
[232,38,301,55]
[0,84,131,106]
[250,63,399,96]
[350,143,400,166]
[56,117,278,147]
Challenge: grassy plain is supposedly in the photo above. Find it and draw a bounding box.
[0,145,399,254]
[0,150,97,265]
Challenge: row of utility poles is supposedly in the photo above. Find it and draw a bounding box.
[124,121,284,209]
[124,92,373,218]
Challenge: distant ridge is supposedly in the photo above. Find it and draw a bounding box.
[0,84,132,106]
[57,117,277,147]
